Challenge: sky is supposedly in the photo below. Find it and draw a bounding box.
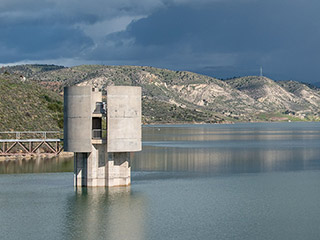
[1,0,320,83]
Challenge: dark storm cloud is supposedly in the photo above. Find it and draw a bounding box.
[90,0,320,82]
[1,0,320,82]
[0,0,165,63]
[0,21,93,62]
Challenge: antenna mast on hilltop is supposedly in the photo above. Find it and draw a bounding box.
[260,66,263,77]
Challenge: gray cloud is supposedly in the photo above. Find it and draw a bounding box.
[0,20,93,62]
[89,0,320,82]
[0,0,169,62]
[1,0,320,83]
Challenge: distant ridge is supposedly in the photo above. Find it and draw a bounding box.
[0,64,319,130]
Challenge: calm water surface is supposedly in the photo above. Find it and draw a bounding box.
[0,122,320,240]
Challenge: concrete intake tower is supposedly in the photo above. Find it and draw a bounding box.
[63,86,141,187]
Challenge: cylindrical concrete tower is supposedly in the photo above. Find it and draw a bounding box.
[64,86,92,152]
[63,85,142,187]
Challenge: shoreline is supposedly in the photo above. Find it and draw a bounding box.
[0,151,73,162]
[142,120,319,126]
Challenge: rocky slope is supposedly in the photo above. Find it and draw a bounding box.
[1,64,319,129]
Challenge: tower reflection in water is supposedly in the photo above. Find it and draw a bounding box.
[65,187,146,240]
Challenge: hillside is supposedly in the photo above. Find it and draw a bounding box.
[0,73,63,131]
[277,80,320,107]
[1,64,320,130]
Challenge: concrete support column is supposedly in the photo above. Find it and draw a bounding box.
[87,144,107,187]
[107,152,131,187]
[74,151,131,187]
[74,153,88,187]
[74,145,107,187]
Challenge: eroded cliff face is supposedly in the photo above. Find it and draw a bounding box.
[2,64,320,124]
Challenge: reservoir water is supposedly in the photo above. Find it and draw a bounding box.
[0,122,320,240]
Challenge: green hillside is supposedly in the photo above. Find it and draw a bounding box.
[0,73,63,131]
[1,64,320,131]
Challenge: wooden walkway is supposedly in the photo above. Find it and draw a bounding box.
[0,131,63,156]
